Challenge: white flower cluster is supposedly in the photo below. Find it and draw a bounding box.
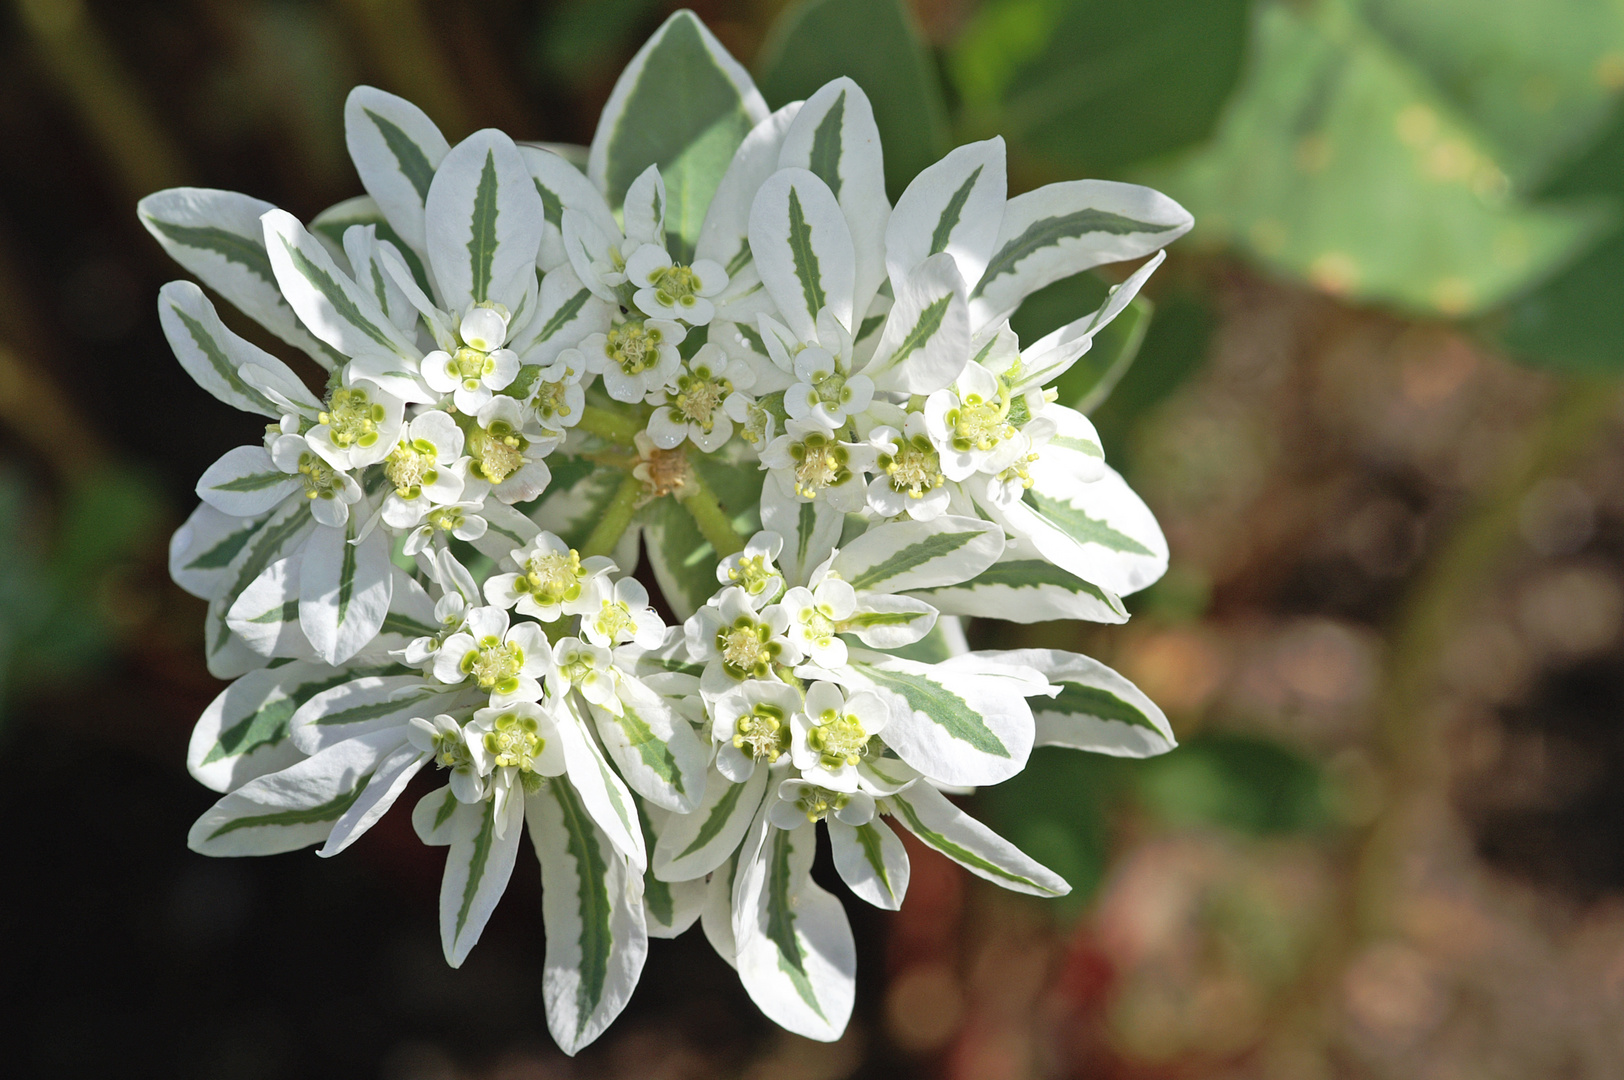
[145,12,1188,1052]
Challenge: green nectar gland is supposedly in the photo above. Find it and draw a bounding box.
[948,384,1015,453]
[430,725,474,771]
[461,635,525,693]
[319,387,385,450]
[726,554,780,602]
[734,702,790,762]
[671,363,731,431]
[468,421,528,485]
[647,263,705,310]
[295,452,345,501]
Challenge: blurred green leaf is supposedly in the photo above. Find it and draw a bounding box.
[951,0,1251,172]
[1089,291,1216,460]
[976,747,1122,912]
[1355,0,1624,188]
[1135,734,1329,835]
[1144,0,1606,317]
[533,0,665,85]
[756,0,951,199]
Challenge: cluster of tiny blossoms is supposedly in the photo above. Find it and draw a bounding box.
[146,12,1189,1052]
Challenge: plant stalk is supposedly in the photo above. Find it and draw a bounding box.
[580,473,642,559]
[677,459,747,558]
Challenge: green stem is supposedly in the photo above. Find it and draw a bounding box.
[678,458,747,558]
[580,473,642,558]
[576,404,643,446]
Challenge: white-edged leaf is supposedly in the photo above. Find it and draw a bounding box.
[226,555,305,658]
[138,187,343,369]
[412,783,463,846]
[749,168,855,342]
[828,816,910,910]
[426,129,545,313]
[887,782,1068,896]
[982,648,1175,758]
[697,102,803,281]
[556,701,647,871]
[841,593,937,649]
[860,252,969,393]
[528,779,649,1055]
[904,552,1128,625]
[508,263,612,365]
[187,728,402,856]
[262,208,419,362]
[343,86,449,262]
[298,517,394,665]
[588,675,707,813]
[437,792,525,967]
[761,477,841,588]
[290,674,455,754]
[638,802,707,938]
[886,136,1006,289]
[836,648,1036,786]
[1013,250,1165,393]
[471,500,542,560]
[158,281,319,418]
[187,660,392,793]
[170,502,266,602]
[777,77,890,326]
[735,823,856,1042]
[202,499,317,674]
[196,446,298,517]
[311,194,436,302]
[653,765,770,883]
[970,179,1192,330]
[987,464,1168,597]
[831,514,1003,594]
[320,738,427,856]
[343,224,416,336]
[518,144,619,272]
[587,10,768,256]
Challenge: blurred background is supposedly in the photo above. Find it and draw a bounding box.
[5,0,1624,1076]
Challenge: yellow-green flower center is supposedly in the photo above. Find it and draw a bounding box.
[733,703,789,762]
[318,387,385,450]
[726,554,778,600]
[592,601,638,642]
[879,434,945,499]
[517,549,586,606]
[718,618,776,679]
[427,505,466,533]
[453,346,495,389]
[534,378,572,422]
[788,433,850,499]
[647,264,703,308]
[296,452,343,501]
[384,437,439,498]
[948,392,1014,452]
[431,728,472,771]
[484,711,544,771]
[793,786,850,823]
[470,422,527,485]
[606,322,662,376]
[461,636,524,692]
[797,604,837,649]
[673,368,730,429]
[807,708,868,770]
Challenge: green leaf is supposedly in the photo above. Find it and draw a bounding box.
[589,11,764,259]
[852,662,1010,758]
[950,0,1249,172]
[846,528,989,592]
[757,0,951,198]
[207,771,372,841]
[786,188,828,317]
[1143,0,1605,316]
[467,150,500,302]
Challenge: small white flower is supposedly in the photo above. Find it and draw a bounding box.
[767,778,875,829]
[380,410,468,529]
[529,349,589,432]
[759,419,874,511]
[269,431,363,527]
[579,576,666,649]
[432,606,553,705]
[645,343,754,453]
[866,412,949,520]
[466,396,553,504]
[485,531,615,622]
[781,579,856,668]
[407,713,485,803]
[466,701,567,834]
[710,679,801,781]
[306,379,406,471]
[401,499,487,556]
[925,362,1029,482]
[547,635,620,711]
[716,531,785,610]
[422,305,522,414]
[624,243,729,326]
[790,682,888,793]
[724,388,777,449]
[685,586,802,695]
[581,317,685,403]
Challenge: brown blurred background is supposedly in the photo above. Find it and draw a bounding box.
[5,0,1624,1077]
